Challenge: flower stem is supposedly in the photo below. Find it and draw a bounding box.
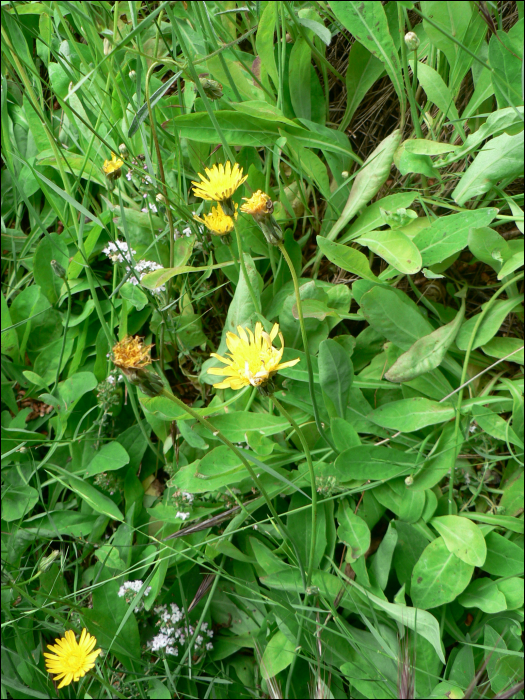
[277,241,336,452]
[233,221,261,315]
[270,394,317,588]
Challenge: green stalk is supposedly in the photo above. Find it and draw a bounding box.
[233,221,261,315]
[448,272,524,513]
[52,277,71,394]
[277,241,335,451]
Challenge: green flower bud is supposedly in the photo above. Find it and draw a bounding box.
[51,259,66,279]
[404,32,420,52]
[118,143,129,159]
[39,550,60,573]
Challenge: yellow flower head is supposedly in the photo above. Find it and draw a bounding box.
[44,628,101,689]
[241,190,273,218]
[194,204,237,236]
[192,161,248,212]
[102,152,124,178]
[209,322,300,390]
[112,335,153,370]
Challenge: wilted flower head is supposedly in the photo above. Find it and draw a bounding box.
[194,204,237,236]
[44,628,101,689]
[102,152,124,180]
[209,322,299,392]
[192,162,247,216]
[241,190,282,244]
[112,336,153,371]
[197,74,223,100]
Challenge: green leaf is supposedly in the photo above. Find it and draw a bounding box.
[82,442,130,477]
[256,2,279,87]
[498,250,525,280]
[410,60,460,124]
[420,1,472,70]
[431,515,487,567]
[334,445,418,481]
[340,192,417,243]
[1,290,19,358]
[119,282,148,310]
[33,233,69,305]
[287,493,326,570]
[496,577,524,610]
[472,404,523,447]
[452,131,524,205]
[457,578,507,613]
[315,129,401,261]
[468,226,510,273]
[482,532,524,577]
[413,208,498,266]
[411,537,474,609]
[316,236,377,281]
[298,17,331,45]
[359,285,433,350]
[358,228,422,274]
[260,631,295,679]
[128,70,183,138]
[368,398,455,432]
[232,101,297,128]
[385,302,464,382]
[57,372,97,412]
[331,2,404,108]
[489,20,524,108]
[289,37,311,120]
[337,499,370,561]
[340,40,384,131]
[318,339,353,419]
[456,296,524,351]
[2,483,39,521]
[369,521,398,590]
[65,475,124,522]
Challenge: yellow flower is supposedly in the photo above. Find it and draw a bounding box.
[112,335,153,370]
[192,161,248,216]
[102,152,124,179]
[209,322,300,390]
[194,204,237,236]
[241,190,273,218]
[44,628,101,689]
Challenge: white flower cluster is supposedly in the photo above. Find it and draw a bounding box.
[148,603,214,658]
[171,490,195,521]
[141,200,158,214]
[127,259,165,293]
[103,240,136,263]
[118,580,152,612]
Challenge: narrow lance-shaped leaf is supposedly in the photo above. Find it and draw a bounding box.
[385,298,465,382]
[318,339,353,419]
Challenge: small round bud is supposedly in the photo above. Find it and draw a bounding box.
[341,171,349,178]
[405,475,414,487]
[103,38,112,56]
[118,143,128,159]
[404,32,420,52]
[50,259,66,279]
[155,192,165,203]
[129,69,136,79]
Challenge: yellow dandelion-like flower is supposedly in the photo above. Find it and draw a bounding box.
[241,190,273,218]
[192,161,248,215]
[111,335,153,370]
[194,204,237,236]
[44,628,101,689]
[209,322,300,390]
[102,152,124,179]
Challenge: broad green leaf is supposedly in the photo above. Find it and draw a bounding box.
[331,2,404,108]
[337,499,370,561]
[369,521,398,590]
[457,578,507,613]
[318,339,353,419]
[289,37,311,120]
[411,537,474,609]
[57,372,98,412]
[420,1,472,71]
[431,515,487,567]
[297,17,331,45]
[413,208,498,266]
[82,442,130,477]
[410,60,460,124]
[452,131,524,205]
[496,577,524,610]
[232,101,297,128]
[482,532,524,577]
[357,228,422,274]
[2,483,39,521]
[385,302,464,382]
[462,511,524,534]
[334,445,418,481]
[317,129,401,255]
[341,192,417,243]
[66,476,124,522]
[489,20,524,109]
[1,290,18,358]
[33,233,69,305]
[404,140,458,156]
[330,417,361,452]
[119,282,148,310]
[498,251,525,280]
[393,522,430,593]
[316,236,377,281]
[256,2,279,87]
[468,226,509,272]
[472,404,523,447]
[373,479,426,523]
[456,296,524,351]
[260,631,295,679]
[368,398,455,432]
[359,285,433,350]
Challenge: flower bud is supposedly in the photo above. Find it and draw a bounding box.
[50,259,66,279]
[124,368,165,397]
[405,475,414,487]
[129,69,136,79]
[197,74,223,101]
[103,38,112,56]
[39,550,60,573]
[341,171,349,178]
[404,32,420,52]
[118,143,129,159]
